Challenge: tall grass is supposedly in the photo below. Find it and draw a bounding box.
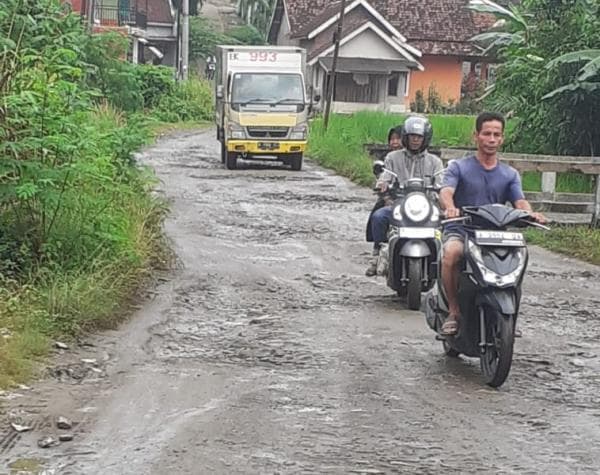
[308,112,477,187]
[525,226,600,265]
[308,112,593,193]
[0,107,169,387]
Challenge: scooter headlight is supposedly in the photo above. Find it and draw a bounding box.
[468,241,526,287]
[403,193,431,223]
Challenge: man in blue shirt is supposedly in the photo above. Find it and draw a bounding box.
[439,112,546,335]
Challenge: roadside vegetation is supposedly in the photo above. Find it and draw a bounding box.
[0,0,213,388]
[525,227,600,265]
[308,112,599,262]
[309,0,600,264]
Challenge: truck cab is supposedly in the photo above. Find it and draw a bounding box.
[215,46,315,171]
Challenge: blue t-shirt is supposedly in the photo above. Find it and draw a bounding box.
[442,155,525,233]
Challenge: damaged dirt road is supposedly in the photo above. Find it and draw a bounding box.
[2,129,600,474]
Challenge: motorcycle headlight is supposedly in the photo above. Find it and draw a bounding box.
[290,124,307,140]
[403,193,431,223]
[468,241,526,287]
[228,124,245,140]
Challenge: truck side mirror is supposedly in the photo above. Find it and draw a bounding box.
[216,85,224,99]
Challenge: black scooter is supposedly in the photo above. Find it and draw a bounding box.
[425,204,549,387]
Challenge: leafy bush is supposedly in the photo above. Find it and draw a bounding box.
[85,32,144,112]
[190,15,234,61]
[228,25,265,45]
[155,78,214,122]
[135,65,176,109]
[471,0,600,155]
[0,0,167,386]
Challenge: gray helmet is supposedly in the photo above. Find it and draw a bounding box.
[401,115,433,153]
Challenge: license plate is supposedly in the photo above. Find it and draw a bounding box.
[475,230,525,246]
[399,227,436,239]
[258,142,279,150]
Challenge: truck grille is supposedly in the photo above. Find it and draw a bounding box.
[246,127,289,139]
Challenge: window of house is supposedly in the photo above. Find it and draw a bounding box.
[388,72,408,97]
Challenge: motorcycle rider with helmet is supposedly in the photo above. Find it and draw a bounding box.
[365,115,443,276]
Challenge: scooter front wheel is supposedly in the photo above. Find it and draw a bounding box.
[480,308,515,388]
[406,258,422,310]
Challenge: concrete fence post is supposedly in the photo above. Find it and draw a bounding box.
[592,174,600,228]
[541,172,557,201]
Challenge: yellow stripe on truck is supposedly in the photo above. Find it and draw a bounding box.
[227,140,306,154]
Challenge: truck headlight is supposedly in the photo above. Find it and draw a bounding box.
[228,124,245,140]
[290,124,307,140]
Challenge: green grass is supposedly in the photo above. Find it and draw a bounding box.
[308,112,480,187]
[308,112,593,193]
[0,108,173,389]
[308,112,599,266]
[525,226,600,265]
[521,172,595,193]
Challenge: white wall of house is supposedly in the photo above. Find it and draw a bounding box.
[277,12,299,46]
[146,24,175,41]
[339,29,402,60]
[332,102,383,113]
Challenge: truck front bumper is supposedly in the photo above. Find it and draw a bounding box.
[227,140,307,154]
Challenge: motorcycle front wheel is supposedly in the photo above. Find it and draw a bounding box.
[480,307,515,388]
[407,258,422,310]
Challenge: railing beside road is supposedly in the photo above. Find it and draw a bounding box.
[364,144,600,227]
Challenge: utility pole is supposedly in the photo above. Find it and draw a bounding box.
[181,0,190,80]
[323,0,346,131]
[86,0,96,33]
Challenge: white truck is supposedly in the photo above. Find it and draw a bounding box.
[215,45,318,171]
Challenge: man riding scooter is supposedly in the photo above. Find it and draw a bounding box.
[365,115,443,276]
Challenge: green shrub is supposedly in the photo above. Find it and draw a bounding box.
[135,65,176,109]
[85,32,144,112]
[155,78,214,122]
[228,25,265,45]
[0,0,167,387]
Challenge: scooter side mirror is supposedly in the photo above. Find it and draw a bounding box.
[372,160,385,177]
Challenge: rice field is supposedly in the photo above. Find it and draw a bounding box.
[308,112,593,193]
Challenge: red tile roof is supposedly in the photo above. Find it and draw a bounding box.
[277,0,496,56]
[146,0,173,24]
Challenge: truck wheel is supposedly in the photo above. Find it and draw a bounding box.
[225,152,237,170]
[220,142,226,164]
[290,153,303,171]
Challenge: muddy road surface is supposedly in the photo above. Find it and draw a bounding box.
[2,129,600,474]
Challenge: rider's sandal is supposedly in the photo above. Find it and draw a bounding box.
[441,319,459,336]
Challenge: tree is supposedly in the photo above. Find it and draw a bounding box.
[468,0,600,155]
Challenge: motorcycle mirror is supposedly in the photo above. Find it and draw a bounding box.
[372,160,385,176]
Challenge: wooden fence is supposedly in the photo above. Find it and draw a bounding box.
[364,144,600,227]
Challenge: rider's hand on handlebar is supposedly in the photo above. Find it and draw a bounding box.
[377,181,389,193]
[529,211,548,224]
[444,207,461,219]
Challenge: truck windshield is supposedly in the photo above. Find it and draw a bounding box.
[231,73,305,105]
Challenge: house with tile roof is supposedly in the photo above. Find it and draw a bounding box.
[268,0,495,112]
[66,0,180,67]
